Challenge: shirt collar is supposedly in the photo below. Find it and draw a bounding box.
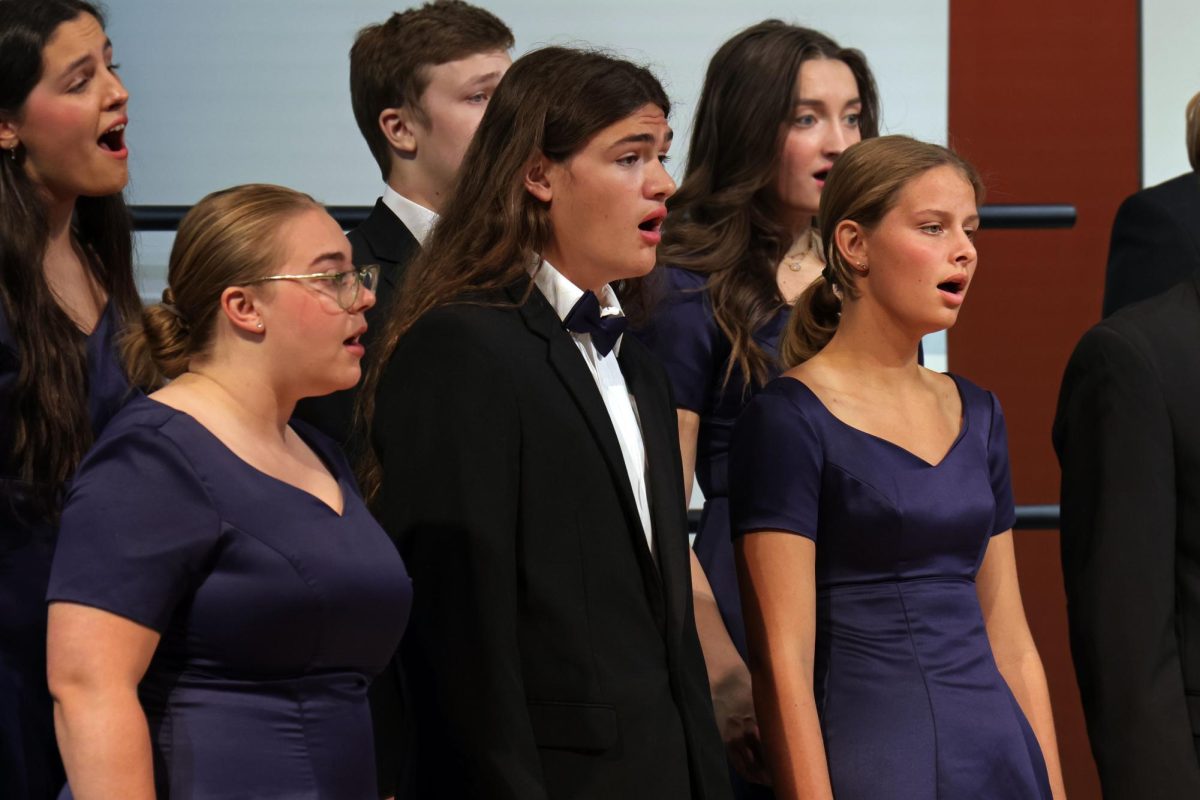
[529,259,626,355]
[381,184,438,246]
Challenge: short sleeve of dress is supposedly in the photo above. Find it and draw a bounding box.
[47,422,221,631]
[639,269,717,414]
[986,391,1017,536]
[729,386,823,540]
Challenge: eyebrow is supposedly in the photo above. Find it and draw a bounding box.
[914,209,981,224]
[59,39,112,79]
[610,129,674,147]
[309,251,349,268]
[794,96,862,109]
[463,71,504,87]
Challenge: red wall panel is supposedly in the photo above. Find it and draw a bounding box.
[949,3,1141,797]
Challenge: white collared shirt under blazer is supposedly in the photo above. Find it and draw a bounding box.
[530,259,655,561]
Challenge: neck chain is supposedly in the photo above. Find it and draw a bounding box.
[781,227,823,272]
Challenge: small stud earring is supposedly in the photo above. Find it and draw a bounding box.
[256,321,263,330]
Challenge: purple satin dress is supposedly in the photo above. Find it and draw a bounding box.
[730,374,1051,798]
[0,302,131,800]
[48,396,412,798]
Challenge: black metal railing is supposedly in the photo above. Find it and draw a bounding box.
[130,204,1078,233]
[688,503,1060,534]
[977,204,1075,229]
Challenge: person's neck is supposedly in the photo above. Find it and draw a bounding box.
[43,193,80,274]
[183,358,296,440]
[818,301,926,383]
[386,168,442,215]
[784,212,817,245]
[542,249,607,295]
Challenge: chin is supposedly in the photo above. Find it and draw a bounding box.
[82,174,129,198]
[626,253,659,280]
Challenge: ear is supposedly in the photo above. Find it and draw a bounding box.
[523,154,554,203]
[379,107,418,157]
[219,285,267,335]
[0,117,20,153]
[834,220,870,274]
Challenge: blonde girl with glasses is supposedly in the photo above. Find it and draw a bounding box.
[45,184,410,799]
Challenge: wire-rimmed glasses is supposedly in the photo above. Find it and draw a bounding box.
[246,264,380,310]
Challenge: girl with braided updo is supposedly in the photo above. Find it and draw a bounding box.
[0,3,142,796]
[730,136,1066,799]
[47,184,412,798]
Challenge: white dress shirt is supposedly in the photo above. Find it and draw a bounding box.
[530,260,656,560]
[381,184,438,246]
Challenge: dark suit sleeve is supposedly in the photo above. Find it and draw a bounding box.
[372,310,549,800]
[1102,191,1198,317]
[1053,324,1200,797]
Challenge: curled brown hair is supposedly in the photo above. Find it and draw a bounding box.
[622,20,879,389]
[781,135,984,366]
[358,46,670,497]
[122,184,320,387]
[350,0,514,180]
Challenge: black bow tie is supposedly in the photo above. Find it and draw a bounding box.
[562,290,627,357]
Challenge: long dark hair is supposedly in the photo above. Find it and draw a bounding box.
[781,136,984,366]
[358,46,670,497]
[624,20,879,389]
[0,0,140,520]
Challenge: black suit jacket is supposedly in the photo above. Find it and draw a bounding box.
[1053,273,1200,797]
[1102,171,1200,317]
[294,198,420,448]
[372,281,731,799]
[293,199,419,798]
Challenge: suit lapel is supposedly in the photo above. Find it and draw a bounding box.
[353,199,421,291]
[513,284,667,624]
[619,337,687,636]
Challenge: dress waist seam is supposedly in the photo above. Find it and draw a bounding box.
[818,575,975,595]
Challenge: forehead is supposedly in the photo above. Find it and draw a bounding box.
[593,104,671,146]
[42,13,107,67]
[794,58,858,100]
[279,208,350,259]
[424,49,511,88]
[893,165,979,211]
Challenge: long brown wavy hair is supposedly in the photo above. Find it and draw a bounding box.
[357,46,670,498]
[781,135,985,367]
[0,0,143,523]
[623,20,878,390]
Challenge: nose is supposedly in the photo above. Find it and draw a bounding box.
[823,121,851,158]
[355,283,377,312]
[646,158,676,202]
[104,68,129,110]
[954,229,977,266]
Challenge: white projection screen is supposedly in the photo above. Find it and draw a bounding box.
[108,0,948,268]
[1141,0,1200,187]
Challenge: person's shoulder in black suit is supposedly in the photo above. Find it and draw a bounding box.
[1102,170,1200,317]
[1054,275,1200,798]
